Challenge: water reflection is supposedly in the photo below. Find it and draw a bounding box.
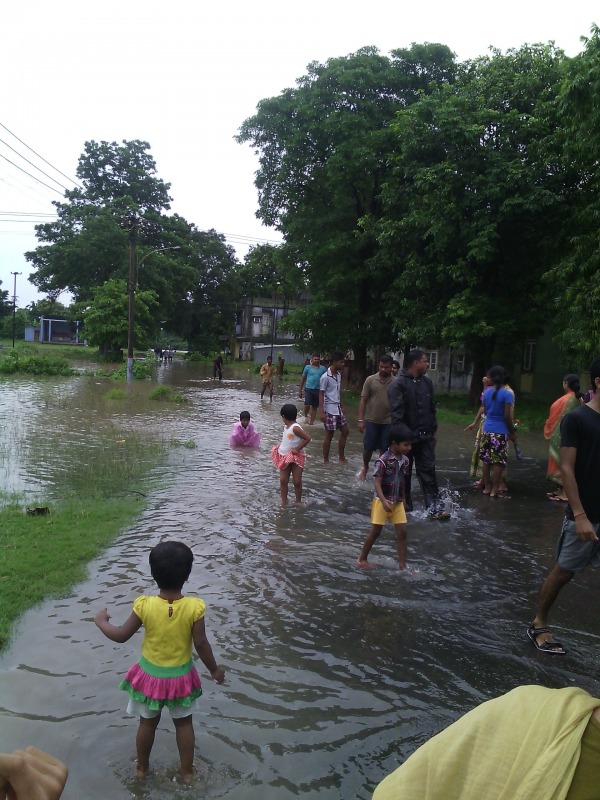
[1,361,600,799]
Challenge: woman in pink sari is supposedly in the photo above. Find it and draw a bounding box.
[544,374,582,501]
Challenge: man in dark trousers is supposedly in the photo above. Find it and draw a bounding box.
[387,349,449,519]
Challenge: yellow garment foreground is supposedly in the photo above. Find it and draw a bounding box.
[373,686,599,800]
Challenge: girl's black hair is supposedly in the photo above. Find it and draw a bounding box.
[280,403,298,422]
[563,373,582,399]
[149,541,193,590]
[239,411,251,421]
[487,365,506,401]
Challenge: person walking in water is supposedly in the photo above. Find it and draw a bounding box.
[357,354,394,481]
[298,354,326,424]
[357,424,412,570]
[387,349,449,519]
[270,403,311,505]
[260,355,275,401]
[528,356,600,655]
[94,541,225,784]
[213,354,223,380]
[319,351,349,464]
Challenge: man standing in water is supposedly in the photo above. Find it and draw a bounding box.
[387,349,449,519]
[298,354,326,424]
[528,355,600,655]
[319,351,349,464]
[358,355,394,480]
[260,355,275,401]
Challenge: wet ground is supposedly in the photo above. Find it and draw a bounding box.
[1,360,599,799]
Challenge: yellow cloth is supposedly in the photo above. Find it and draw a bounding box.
[133,595,205,668]
[373,686,600,800]
[260,363,275,381]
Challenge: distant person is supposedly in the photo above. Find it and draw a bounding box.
[260,355,275,400]
[298,354,326,425]
[357,424,412,570]
[372,685,600,800]
[229,411,261,448]
[213,355,223,380]
[270,403,311,505]
[319,351,349,464]
[358,355,394,481]
[391,360,400,377]
[94,541,225,784]
[224,346,231,363]
[544,374,583,502]
[167,348,173,363]
[479,365,516,498]
[387,349,449,519]
[528,356,600,655]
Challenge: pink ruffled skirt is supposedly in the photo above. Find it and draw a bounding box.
[270,445,306,470]
[120,658,202,711]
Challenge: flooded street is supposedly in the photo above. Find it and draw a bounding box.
[1,360,600,799]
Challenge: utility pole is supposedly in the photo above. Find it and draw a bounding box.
[126,217,137,382]
[11,271,21,348]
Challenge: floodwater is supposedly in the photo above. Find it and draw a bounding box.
[1,361,600,800]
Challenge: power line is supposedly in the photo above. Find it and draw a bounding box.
[0,122,82,189]
[0,137,72,192]
[0,152,63,195]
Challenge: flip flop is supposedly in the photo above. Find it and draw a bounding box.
[547,493,567,502]
[527,624,566,655]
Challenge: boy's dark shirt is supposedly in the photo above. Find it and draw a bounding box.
[387,368,438,434]
[560,404,600,523]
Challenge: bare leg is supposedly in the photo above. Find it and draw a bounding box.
[303,404,310,419]
[482,462,491,494]
[394,523,407,569]
[531,564,574,650]
[173,715,195,784]
[135,715,160,778]
[359,449,373,481]
[489,464,502,496]
[309,406,317,425]
[338,425,349,463]
[323,430,334,463]
[291,463,303,503]
[279,465,291,505]
[357,524,382,568]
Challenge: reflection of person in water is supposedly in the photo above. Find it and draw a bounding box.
[372,685,600,800]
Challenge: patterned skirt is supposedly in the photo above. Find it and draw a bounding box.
[120,656,202,711]
[270,445,306,470]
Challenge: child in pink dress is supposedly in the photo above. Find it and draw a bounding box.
[270,403,311,505]
[229,410,261,447]
[94,541,225,784]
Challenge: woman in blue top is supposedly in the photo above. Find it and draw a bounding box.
[480,365,516,497]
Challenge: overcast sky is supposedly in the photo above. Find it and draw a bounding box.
[1,0,597,306]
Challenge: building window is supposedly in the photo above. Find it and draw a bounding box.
[426,351,438,370]
[523,340,536,372]
[456,353,465,372]
[252,316,262,324]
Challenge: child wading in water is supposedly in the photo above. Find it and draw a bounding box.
[94,541,225,784]
[357,424,412,570]
[229,410,261,448]
[270,403,311,505]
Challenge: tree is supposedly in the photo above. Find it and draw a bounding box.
[542,26,600,364]
[237,45,456,375]
[74,278,158,356]
[372,44,570,397]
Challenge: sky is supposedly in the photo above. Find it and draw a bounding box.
[1,0,598,307]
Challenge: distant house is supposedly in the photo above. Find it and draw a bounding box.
[232,295,310,364]
[24,316,83,344]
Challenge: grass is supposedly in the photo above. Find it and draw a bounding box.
[0,497,144,649]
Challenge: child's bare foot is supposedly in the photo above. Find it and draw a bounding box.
[339,458,348,464]
[356,558,375,569]
[135,761,149,779]
[295,500,306,507]
[357,467,367,481]
[182,768,196,785]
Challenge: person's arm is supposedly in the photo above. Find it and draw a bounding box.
[465,404,484,431]
[299,369,307,398]
[357,394,367,433]
[387,380,405,425]
[290,425,311,453]
[560,446,598,542]
[503,399,516,438]
[192,618,225,683]
[374,475,392,513]
[0,746,68,800]
[94,609,142,643]
[319,388,326,421]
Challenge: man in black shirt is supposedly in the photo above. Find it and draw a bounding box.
[387,349,449,520]
[528,355,600,654]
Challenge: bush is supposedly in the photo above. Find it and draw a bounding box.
[0,350,73,376]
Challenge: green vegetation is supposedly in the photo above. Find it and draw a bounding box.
[0,348,73,376]
[149,385,188,403]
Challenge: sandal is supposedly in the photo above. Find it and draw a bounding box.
[526,624,566,655]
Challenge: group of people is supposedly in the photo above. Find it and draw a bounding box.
[153,347,174,363]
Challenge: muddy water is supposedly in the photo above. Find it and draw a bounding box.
[1,361,600,800]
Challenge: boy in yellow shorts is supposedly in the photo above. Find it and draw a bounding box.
[356,424,412,570]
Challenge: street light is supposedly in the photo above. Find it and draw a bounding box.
[11,271,21,349]
[126,245,181,382]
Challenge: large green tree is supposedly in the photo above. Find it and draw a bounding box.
[237,44,456,373]
[372,44,571,396]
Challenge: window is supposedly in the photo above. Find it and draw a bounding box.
[252,316,262,324]
[426,351,438,370]
[522,341,536,373]
[456,353,466,372]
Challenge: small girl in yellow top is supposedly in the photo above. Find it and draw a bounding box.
[94,541,225,784]
[270,403,311,505]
